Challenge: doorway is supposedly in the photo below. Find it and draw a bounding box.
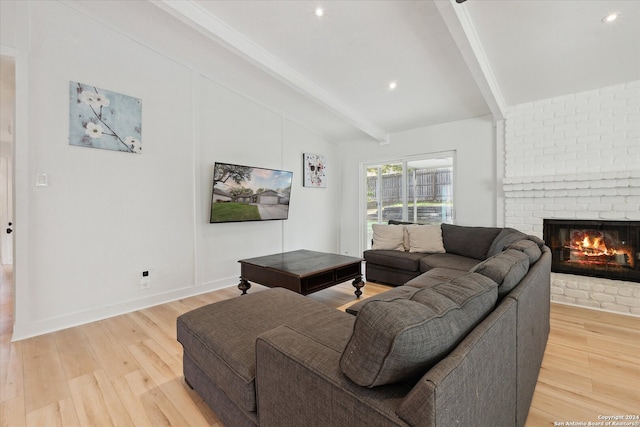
[0,54,16,338]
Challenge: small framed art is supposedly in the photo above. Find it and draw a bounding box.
[69,81,142,154]
[303,153,326,188]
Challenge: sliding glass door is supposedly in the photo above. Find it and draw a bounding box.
[364,152,455,250]
[366,163,404,225]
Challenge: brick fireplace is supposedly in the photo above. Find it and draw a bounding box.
[503,81,640,315]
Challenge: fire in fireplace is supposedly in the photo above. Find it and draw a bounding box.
[543,219,640,283]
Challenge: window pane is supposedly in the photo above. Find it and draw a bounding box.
[366,166,380,249]
[365,164,403,249]
[407,157,454,225]
[379,164,403,223]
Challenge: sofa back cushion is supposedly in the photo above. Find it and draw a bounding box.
[506,239,542,264]
[371,224,405,251]
[441,224,502,260]
[486,228,527,258]
[339,273,497,387]
[471,249,530,299]
[405,225,446,253]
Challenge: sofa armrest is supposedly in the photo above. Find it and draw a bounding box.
[255,325,411,427]
[397,297,518,427]
[506,246,551,426]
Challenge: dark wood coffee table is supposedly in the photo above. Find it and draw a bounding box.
[238,249,364,297]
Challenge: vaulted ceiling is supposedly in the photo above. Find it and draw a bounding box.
[152,0,640,143]
[4,0,640,144]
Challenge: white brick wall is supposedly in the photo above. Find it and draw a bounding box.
[505,81,640,180]
[503,81,640,316]
[550,274,640,316]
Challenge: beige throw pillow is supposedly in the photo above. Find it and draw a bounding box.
[372,224,405,251]
[406,225,445,253]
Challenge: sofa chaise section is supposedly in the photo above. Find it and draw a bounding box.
[177,288,355,427]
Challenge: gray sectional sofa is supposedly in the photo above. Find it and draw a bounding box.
[177,223,551,427]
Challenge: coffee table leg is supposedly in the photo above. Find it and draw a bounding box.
[352,276,365,298]
[238,279,251,295]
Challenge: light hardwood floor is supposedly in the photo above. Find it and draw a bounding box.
[1,263,639,426]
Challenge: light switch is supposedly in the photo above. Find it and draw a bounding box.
[36,173,48,187]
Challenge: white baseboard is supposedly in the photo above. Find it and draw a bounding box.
[11,277,238,341]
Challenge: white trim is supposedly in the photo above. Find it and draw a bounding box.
[356,161,365,256]
[191,69,200,289]
[435,0,505,120]
[12,277,239,341]
[495,119,505,227]
[0,158,12,265]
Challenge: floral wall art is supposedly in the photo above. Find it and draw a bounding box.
[69,81,142,153]
[303,153,326,188]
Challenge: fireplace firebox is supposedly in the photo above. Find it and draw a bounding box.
[543,219,640,283]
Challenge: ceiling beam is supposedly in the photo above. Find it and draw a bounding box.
[435,0,505,120]
[151,0,389,143]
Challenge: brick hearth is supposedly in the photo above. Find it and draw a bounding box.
[502,80,640,315]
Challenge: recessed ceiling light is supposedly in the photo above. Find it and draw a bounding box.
[602,12,619,23]
[389,81,397,90]
[315,7,324,17]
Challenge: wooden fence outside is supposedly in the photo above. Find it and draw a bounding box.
[367,169,452,205]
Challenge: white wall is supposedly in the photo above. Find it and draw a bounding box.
[338,115,496,257]
[194,76,340,287]
[282,121,340,253]
[9,1,340,339]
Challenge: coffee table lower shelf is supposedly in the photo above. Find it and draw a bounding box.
[237,250,364,297]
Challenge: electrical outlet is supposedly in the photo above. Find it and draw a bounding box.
[141,270,150,289]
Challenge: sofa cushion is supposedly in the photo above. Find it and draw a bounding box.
[412,273,498,307]
[364,249,425,272]
[403,274,448,289]
[340,273,498,387]
[419,253,482,272]
[421,267,469,281]
[345,286,422,315]
[371,224,405,250]
[506,239,542,264]
[486,228,527,258]
[405,225,446,253]
[471,249,530,299]
[348,269,472,315]
[441,224,502,260]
